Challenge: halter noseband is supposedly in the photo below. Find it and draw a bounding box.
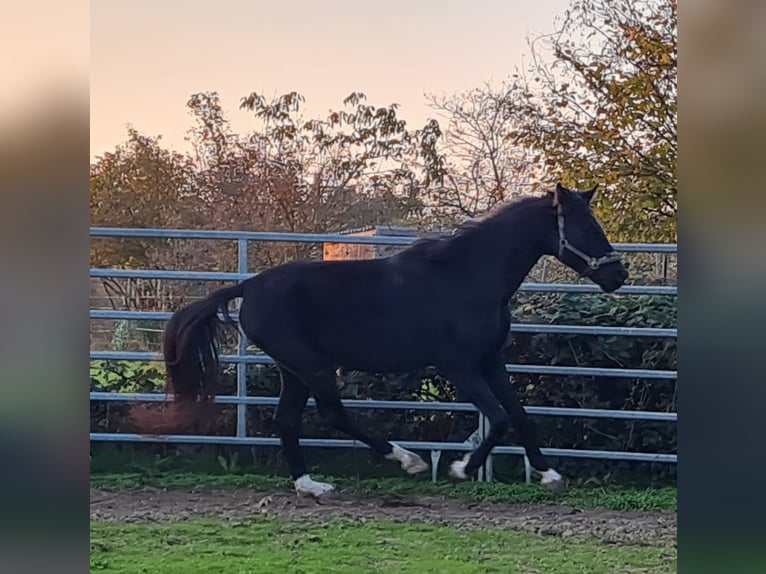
[557,203,621,277]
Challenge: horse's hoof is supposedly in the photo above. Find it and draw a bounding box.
[449,453,471,480]
[294,475,335,499]
[539,469,565,492]
[404,456,429,475]
[386,444,429,475]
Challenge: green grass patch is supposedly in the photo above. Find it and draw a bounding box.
[90,517,676,574]
[91,471,676,512]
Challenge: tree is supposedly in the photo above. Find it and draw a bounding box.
[169,90,444,270]
[90,128,202,310]
[424,83,539,224]
[90,128,198,269]
[239,91,441,233]
[508,0,677,242]
[91,90,445,283]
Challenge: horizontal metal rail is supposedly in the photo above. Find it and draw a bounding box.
[90,226,678,253]
[89,350,676,379]
[89,309,677,338]
[89,392,677,421]
[509,324,676,337]
[88,433,676,463]
[90,268,676,295]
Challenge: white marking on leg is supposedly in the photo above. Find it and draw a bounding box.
[294,474,335,498]
[449,453,472,480]
[385,443,429,475]
[537,468,563,488]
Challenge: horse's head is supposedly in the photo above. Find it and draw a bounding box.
[546,183,629,293]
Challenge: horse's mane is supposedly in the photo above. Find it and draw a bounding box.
[397,194,550,264]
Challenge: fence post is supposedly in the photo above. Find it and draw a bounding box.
[481,414,493,482]
[430,450,441,483]
[523,454,532,484]
[478,416,485,482]
[236,239,249,438]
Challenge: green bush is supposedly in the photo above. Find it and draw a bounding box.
[90,360,166,434]
[90,360,166,393]
[500,293,677,482]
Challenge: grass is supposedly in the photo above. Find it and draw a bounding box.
[91,471,676,512]
[90,517,676,574]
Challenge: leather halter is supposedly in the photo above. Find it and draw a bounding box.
[557,203,622,277]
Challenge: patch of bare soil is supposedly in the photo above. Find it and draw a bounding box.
[90,487,676,548]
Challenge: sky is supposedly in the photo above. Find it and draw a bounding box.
[91,0,571,162]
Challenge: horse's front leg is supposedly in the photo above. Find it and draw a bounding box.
[483,360,564,491]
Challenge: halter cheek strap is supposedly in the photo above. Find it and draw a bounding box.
[557,204,621,277]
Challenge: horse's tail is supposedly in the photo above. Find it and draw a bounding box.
[131,282,245,435]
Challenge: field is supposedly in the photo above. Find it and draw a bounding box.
[90,473,677,573]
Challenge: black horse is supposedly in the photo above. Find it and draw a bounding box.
[134,183,628,497]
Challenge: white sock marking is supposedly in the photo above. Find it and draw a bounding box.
[449,453,472,480]
[539,468,562,485]
[294,474,335,498]
[385,444,429,475]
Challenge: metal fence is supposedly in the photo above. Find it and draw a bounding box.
[89,227,678,482]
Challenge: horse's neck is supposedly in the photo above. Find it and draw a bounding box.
[475,213,549,302]
[498,243,545,301]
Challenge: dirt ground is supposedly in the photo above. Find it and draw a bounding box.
[91,487,677,548]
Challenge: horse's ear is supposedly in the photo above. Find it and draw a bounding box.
[582,184,598,205]
[551,182,569,207]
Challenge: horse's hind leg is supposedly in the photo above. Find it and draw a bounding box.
[438,367,511,480]
[307,370,429,476]
[274,367,334,499]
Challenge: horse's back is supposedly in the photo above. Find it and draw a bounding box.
[239,256,444,371]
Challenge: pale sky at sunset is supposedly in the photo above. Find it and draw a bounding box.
[91,0,571,162]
